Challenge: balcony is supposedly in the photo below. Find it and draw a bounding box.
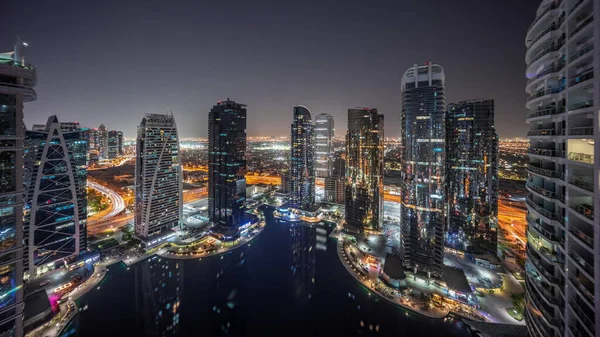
[574,203,594,220]
[527,286,560,328]
[529,1,561,31]
[528,40,564,66]
[526,181,559,199]
[571,15,593,38]
[569,276,595,305]
[526,196,557,220]
[570,70,594,87]
[527,147,557,157]
[568,152,594,165]
[568,126,593,136]
[569,322,593,337]
[570,43,593,64]
[570,226,594,249]
[528,16,565,48]
[527,65,564,87]
[570,176,593,192]
[529,218,558,242]
[569,99,594,113]
[527,106,563,119]
[527,164,563,179]
[571,249,594,276]
[527,128,562,136]
[527,86,564,103]
[568,299,595,334]
[570,0,585,14]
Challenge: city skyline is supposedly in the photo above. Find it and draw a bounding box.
[3,0,539,139]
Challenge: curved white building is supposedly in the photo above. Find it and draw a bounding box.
[0,39,36,337]
[524,1,599,337]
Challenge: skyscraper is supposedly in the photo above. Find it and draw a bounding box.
[135,113,182,243]
[97,123,108,159]
[117,130,124,156]
[208,99,247,234]
[400,63,446,278]
[345,108,384,232]
[290,106,315,209]
[525,1,599,336]
[324,154,345,204]
[0,39,35,337]
[314,113,334,178]
[107,129,119,159]
[23,116,88,276]
[445,99,498,255]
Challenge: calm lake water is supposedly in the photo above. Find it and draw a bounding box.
[61,207,468,337]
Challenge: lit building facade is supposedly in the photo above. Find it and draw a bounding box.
[107,129,123,159]
[0,40,35,337]
[97,123,108,159]
[208,99,247,230]
[345,108,384,231]
[314,113,334,178]
[400,63,446,278]
[23,117,88,276]
[445,99,498,255]
[324,155,345,204]
[524,1,599,337]
[135,113,182,243]
[290,106,315,209]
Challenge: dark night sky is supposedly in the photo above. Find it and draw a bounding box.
[2,0,539,139]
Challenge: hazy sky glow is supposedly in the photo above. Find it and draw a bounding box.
[3,0,538,138]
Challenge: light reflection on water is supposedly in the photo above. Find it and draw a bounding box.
[62,207,468,337]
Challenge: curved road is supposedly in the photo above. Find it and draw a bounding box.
[88,181,126,219]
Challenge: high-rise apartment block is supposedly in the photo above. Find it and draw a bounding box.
[324,155,345,204]
[315,113,334,178]
[97,123,108,159]
[0,40,35,337]
[135,113,182,244]
[345,108,384,231]
[107,129,123,159]
[445,99,498,255]
[208,99,248,236]
[400,63,446,278]
[525,1,599,336]
[23,116,88,276]
[290,106,315,209]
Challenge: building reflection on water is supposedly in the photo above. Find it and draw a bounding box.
[134,256,182,337]
[289,222,327,306]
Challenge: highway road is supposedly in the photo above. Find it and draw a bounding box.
[87,189,207,236]
[88,181,126,219]
[498,201,527,245]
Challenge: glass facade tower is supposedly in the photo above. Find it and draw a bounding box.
[445,99,498,255]
[400,63,446,278]
[0,40,36,337]
[208,99,247,229]
[345,108,384,231]
[23,117,88,276]
[135,113,182,243]
[314,113,334,178]
[290,106,315,209]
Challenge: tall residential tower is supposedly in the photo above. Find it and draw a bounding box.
[445,99,498,255]
[315,113,334,178]
[208,99,247,235]
[524,1,599,337]
[345,108,384,231]
[0,40,36,337]
[290,106,315,209]
[23,117,88,276]
[135,113,182,244]
[400,63,446,278]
